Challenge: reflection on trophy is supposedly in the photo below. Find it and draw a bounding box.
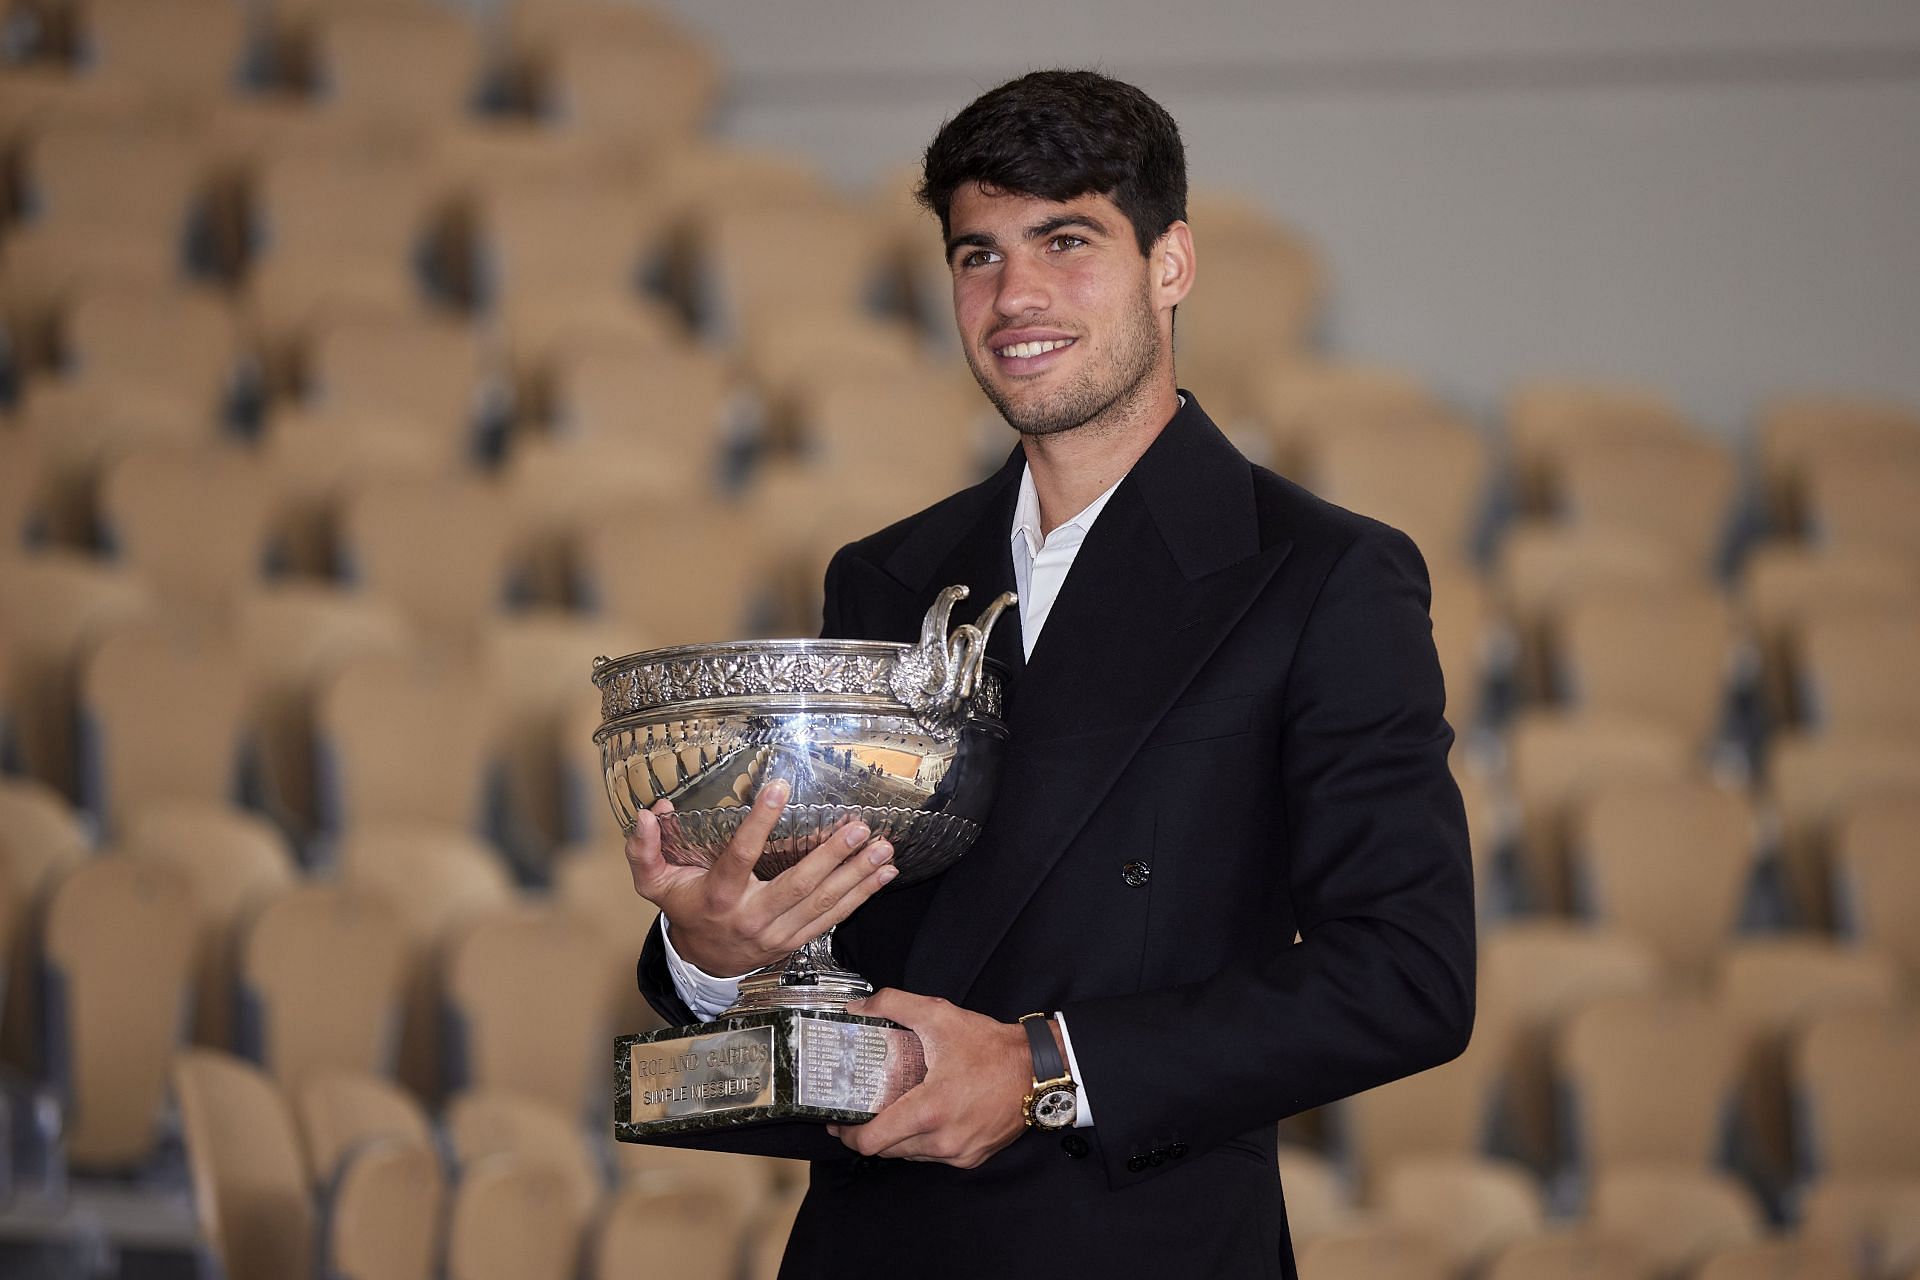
[593,585,1016,1141]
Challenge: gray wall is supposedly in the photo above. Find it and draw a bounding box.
[651,1,1920,434]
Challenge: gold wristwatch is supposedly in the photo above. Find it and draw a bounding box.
[1018,1012,1078,1131]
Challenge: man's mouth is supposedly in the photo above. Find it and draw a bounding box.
[992,337,1075,360]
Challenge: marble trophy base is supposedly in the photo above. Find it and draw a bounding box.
[614,1009,926,1142]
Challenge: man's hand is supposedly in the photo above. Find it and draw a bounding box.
[827,989,1032,1169]
[624,780,896,976]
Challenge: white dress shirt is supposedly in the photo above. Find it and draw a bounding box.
[662,458,1134,1129]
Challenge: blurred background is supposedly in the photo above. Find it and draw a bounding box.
[0,1,1916,1277]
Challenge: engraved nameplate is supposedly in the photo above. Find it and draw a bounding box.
[626,1025,776,1125]
[796,1018,925,1115]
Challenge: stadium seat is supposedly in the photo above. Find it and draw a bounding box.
[123,801,296,1048]
[786,365,988,492]
[300,311,496,464]
[1794,606,1920,738]
[1504,380,1694,513]
[1548,584,1741,748]
[1275,1143,1360,1243]
[294,1069,434,1188]
[443,1088,602,1211]
[611,1137,782,1230]
[1800,1174,1920,1280]
[337,472,519,643]
[52,281,241,426]
[442,903,617,1119]
[258,401,448,578]
[1692,1237,1860,1280]
[0,429,54,548]
[1802,454,1920,563]
[0,777,90,1072]
[75,0,247,106]
[79,623,251,830]
[1482,1230,1653,1280]
[542,334,738,468]
[700,200,891,342]
[322,1138,444,1280]
[96,443,275,620]
[1757,394,1920,533]
[1738,543,1920,727]
[498,435,688,607]
[308,5,486,132]
[746,1183,809,1280]
[1172,218,1323,428]
[1303,414,1493,571]
[588,1183,742,1280]
[1373,1153,1546,1273]
[575,500,780,644]
[521,15,720,148]
[1337,1027,1501,1190]
[1551,432,1740,572]
[1247,361,1435,475]
[1720,937,1903,1191]
[444,1152,594,1280]
[316,654,497,834]
[1833,795,1920,984]
[551,839,665,1039]
[1294,1225,1457,1280]
[477,174,673,333]
[1585,1165,1763,1277]
[1792,1008,1920,1181]
[173,1049,315,1280]
[43,853,197,1169]
[1568,779,1759,983]
[1767,732,1920,927]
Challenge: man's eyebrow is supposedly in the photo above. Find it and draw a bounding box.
[1027,213,1111,240]
[945,231,998,259]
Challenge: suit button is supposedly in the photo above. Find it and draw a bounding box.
[1060,1133,1089,1159]
[1127,1154,1148,1173]
[1169,1143,1188,1159]
[1121,860,1151,888]
[1148,1147,1166,1166]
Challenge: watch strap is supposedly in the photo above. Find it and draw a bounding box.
[1019,1012,1067,1085]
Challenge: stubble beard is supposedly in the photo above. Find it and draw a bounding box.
[966,281,1165,439]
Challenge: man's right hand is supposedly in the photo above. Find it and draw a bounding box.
[623,779,896,977]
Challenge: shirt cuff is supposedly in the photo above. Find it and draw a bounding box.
[659,915,745,1021]
[1055,1011,1095,1129]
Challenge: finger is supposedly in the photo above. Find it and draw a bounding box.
[760,817,875,912]
[841,1089,931,1157]
[708,779,789,897]
[763,839,894,943]
[624,809,666,895]
[848,988,930,1030]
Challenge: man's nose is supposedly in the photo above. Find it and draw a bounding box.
[993,250,1048,317]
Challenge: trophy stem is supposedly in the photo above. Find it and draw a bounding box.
[724,926,874,1016]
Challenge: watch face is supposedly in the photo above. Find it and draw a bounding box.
[1032,1086,1077,1130]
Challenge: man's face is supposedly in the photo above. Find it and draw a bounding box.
[945,183,1168,437]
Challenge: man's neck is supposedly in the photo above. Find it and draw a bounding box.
[1020,381,1180,536]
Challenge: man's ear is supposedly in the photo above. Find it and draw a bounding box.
[1153,220,1195,313]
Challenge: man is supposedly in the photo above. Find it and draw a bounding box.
[626,69,1474,1278]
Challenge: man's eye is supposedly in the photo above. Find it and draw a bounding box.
[957,250,999,269]
[1048,235,1086,252]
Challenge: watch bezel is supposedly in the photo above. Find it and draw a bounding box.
[1024,1078,1078,1130]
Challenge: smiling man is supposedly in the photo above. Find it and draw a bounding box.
[628,69,1475,1278]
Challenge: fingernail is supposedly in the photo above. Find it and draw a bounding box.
[844,823,870,847]
[826,1126,840,1138]
[761,780,790,806]
[868,842,893,865]
[878,865,898,883]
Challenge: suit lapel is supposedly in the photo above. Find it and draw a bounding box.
[901,396,1293,1002]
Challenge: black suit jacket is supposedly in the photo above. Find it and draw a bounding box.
[637,395,1475,1279]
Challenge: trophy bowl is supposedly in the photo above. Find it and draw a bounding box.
[591,586,1014,891]
[596,587,1018,1141]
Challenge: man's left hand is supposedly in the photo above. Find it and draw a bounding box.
[827,989,1031,1169]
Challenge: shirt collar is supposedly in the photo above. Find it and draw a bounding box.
[1006,396,1180,559]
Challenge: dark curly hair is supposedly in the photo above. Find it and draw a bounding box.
[917,69,1187,257]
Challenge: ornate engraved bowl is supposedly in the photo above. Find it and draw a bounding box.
[591,587,1015,889]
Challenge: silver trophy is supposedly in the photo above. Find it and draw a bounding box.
[593,585,1015,1140]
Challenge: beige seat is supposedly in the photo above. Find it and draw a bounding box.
[700,201,889,342]
[323,1139,444,1280]
[0,778,90,1072]
[1803,454,1920,562]
[1800,1174,1920,1280]
[576,500,779,645]
[745,1182,809,1280]
[1338,1011,1501,1191]
[236,584,413,831]
[1506,710,1696,910]
[1569,779,1758,983]
[498,436,687,606]
[443,1088,602,1211]
[551,839,665,1039]
[295,1070,435,1188]
[95,444,274,621]
[0,429,54,547]
[80,624,250,831]
[18,120,207,272]
[442,904,616,1118]
[587,1183,741,1280]
[740,312,925,418]
[337,472,518,643]
[786,366,990,493]
[1719,937,1903,1189]
[1758,395,1920,532]
[1834,795,1920,984]
[123,802,296,1048]
[1373,1154,1545,1273]
[1429,570,1498,737]
[174,1049,315,1280]
[1548,585,1740,747]
[1586,1166,1763,1278]
[53,282,241,426]
[522,17,720,149]
[1738,543,1919,727]
[483,612,644,858]
[77,0,248,105]
[541,337,736,478]
[310,6,485,133]
[445,1152,595,1280]
[338,822,514,1099]
[302,311,494,464]
[316,654,497,833]
[1475,923,1662,1170]
[43,854,197,1169]
[1767,732,1920,927]
[1482,1230,1652,1280]
[477,175,672,331]
[1246,361,1435,474]
[1294,1224,1456,1280]
[1504,381,1695,512]
[1553,433,1740,572]
[1174,221,1323,429]
[1304,415,1493,571]
[240,882,410,1093]
[0,551,151,797]
[1692,1237,1860,1280]
[258,403,447,578]
[1795,607,1920,738]
[1274,1144,1358,1244]
[1556,993,1743,1177]
[1793,1008,1920,1180]
[611,1139,783,1228]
